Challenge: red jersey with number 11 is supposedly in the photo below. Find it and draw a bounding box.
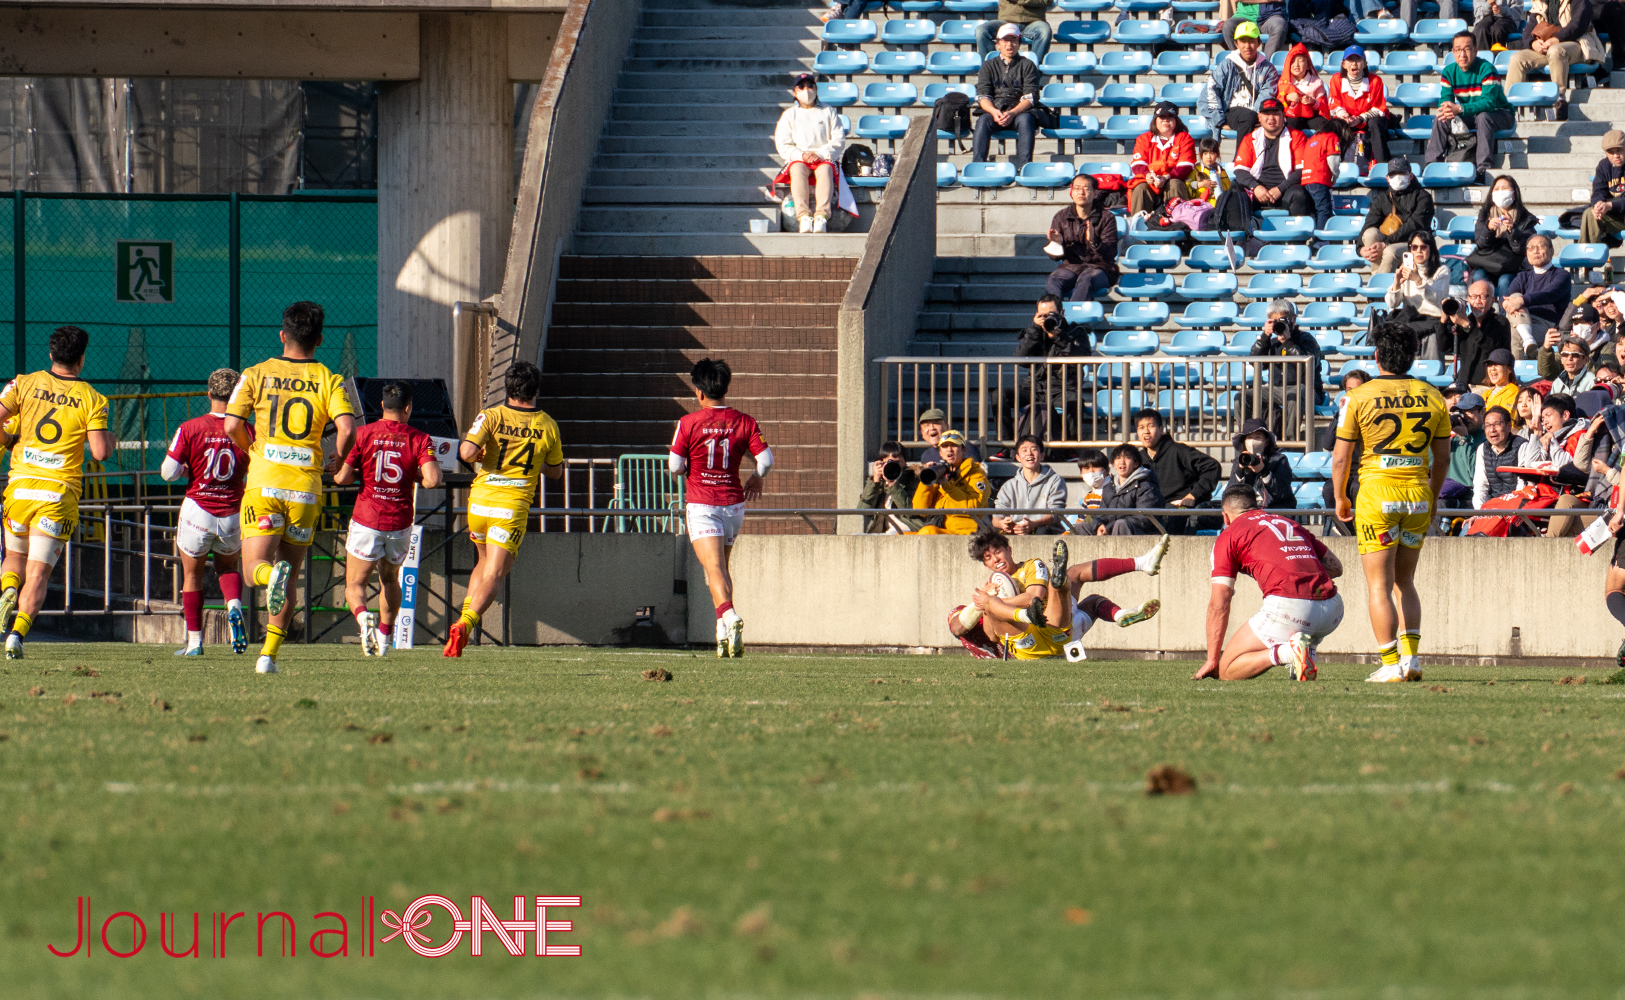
[165,412,251,517]
[1210,508,1337,601]
[670,405,768,507]
[345,418,436,531]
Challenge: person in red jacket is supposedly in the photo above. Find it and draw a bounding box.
[1277,43,1331,132]
[1300,127,1342,230]
[1326,45,1392,169]
[1232,98,1313,217]
[1127,102,1196,217]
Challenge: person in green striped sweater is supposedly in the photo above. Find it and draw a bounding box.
[1424,31,1516,185]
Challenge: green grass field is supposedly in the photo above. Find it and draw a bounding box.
[4,642,1625,999]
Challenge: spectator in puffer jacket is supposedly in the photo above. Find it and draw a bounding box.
[773,74,847,234]
[1096,443,1167,536]
[1472,404,1540,507]
[1203,23,1281,136]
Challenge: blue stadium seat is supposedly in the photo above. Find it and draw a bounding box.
[1312,329,1347,352]
[1176,302,1239,328]
[1355,17,1409,46]
[1307,272,1362,298]
[1190,226,1247,243]
[1042,82,1097,108]
[1123,244,1181,269]
[1153,50,1211,78]
[871,51,927,78]
[1043,115,1102,142]
[853,114,910,140]
[1332,162,1363,189]
[1293,451,1334,478]
[822,19,878,44]
[1127,216,1187,243]
[1514,359,1540,382]
[1380,50,1438,78]
[1333,193,1369,215]
[1181,115,1213,140]
[943,0,998,10]
[1057,0,1114,11]
[1107,303,1170,329]
[1300,302,1357,328]
[1361,272,1395,299]
[818,82,859,107]
[896,0,945,11]
[1101,113,1153,141]
[1233,304,1274,329]
[1179,273,1239,299]
[1391,82,1443,108]
[1293,481,1326,508]
[1421,162,1475,188]
[1409,360,1450,386]
[936,162,959,187]
[1117,273,1176,298]
[1412,17,1468,45]
[1118,0,1173,10]
[1170,20,1222,44]
[1314,216,1364,241]
[1098,82,1156,109]
[1536,214,1581,240]
[924,82,977,103]
[927,51,983,77]
[1099,330,1161,354]
[1442,215,1477,239]
[936,19,983,47]
[1335,359,1375,385]
[1094,389,1149,416]
[1055,19,1111,46]
[1255,216,1315,242]
[1039,51,1101,76]
[1165,329,1227,354]
[959,162,1016,187]
[1064,301,1107,325]
[1098,50,1154,78]
[1016,161,1078,188]
[1241,273,1303,298]
[1076,160,1131,178]
[1400,114,1436,141]
[861,82,918,108]
[1114,20,1172,46]
[1308,244,1363,271]
[1203,390,1241,417]
[1186,245,1239,271]
[880,20,937,45]
[1558,243,1610,270]
[1157,82,1203,108]
[1507,81,1560,111]
[813,51,867,78]
[1248,244,1311,271]
[847,172,889,189]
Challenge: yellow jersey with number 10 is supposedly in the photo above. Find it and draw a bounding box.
[0,371,110,495]
[1335,374,1451,490]
[465,403,564,508]
[225,357,354,492]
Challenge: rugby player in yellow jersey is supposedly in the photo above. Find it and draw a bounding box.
[444,361,562,658]
[223,302,357,674]
[0,326,114,659]
[1331,321,1450,683]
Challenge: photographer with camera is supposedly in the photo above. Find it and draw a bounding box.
[1441,391,1487,515]
[1227,418,1296,510]
[1247,299,1325,439]
[993,434,1067,535]
[859,441,925,533]
[1012,294,1093,446]
[910,429,993,535]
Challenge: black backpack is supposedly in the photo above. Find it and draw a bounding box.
[841,144,874,178]
[931,91,973,151]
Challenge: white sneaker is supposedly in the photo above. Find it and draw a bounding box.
[1365,662,1404,683]
[1136,534,1170,576]
[798,216,814,234]
[5,633,21,660]
[357,611,379,656]
[256,655,279,674]
[1399,656,1422,682]
[812,215,828,233]
[374,629,391,658]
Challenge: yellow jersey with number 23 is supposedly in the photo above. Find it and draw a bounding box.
[226,357,354,493]
[1335,375,1450,490]
[0,371,110,495]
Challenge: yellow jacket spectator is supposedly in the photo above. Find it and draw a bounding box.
[912,430,992,535]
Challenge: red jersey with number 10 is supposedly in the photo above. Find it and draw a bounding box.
[345,418,436,531]
[165,412,251,517]
[1210,509,1337,601]
[670,405,768,507]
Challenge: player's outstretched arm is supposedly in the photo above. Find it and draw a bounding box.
[88,429,115,463]
[1194,583,1233,680]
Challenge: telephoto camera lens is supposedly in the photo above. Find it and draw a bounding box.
[918,461,948,486]
[882,460,903,482]
[1041,313,1060,332]
[1442,297,1460,317]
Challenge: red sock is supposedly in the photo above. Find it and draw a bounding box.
[1088,558,1136,582]
[1080,595,1120,623]
[218,572,242,603]
[352,606,368,624]
[182,590,203,632]
[379,617,394,635]
[716,601,733,620]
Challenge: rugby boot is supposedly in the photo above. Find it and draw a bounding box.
[726,612,745,658]
[4,633,20,660]
[1136,534,1170,576]
[0,585,18,636]
[1365,662,1405,683]
[227,606,248,654]
[1286,632,1317,681]
[1116,598,1161,627]
[357,611,380,656]
[255,655,278,674]
[174,644,204,657]
[1051,539,1069,587]
[442,621,469,658]
[265,560,293,616]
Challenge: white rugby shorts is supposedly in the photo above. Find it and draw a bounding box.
[1247,593,1345,649]
[175,497,242,558]
[346,520,413,565]
[687,501,746,546]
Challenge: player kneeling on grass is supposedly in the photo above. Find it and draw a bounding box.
[1195,485,1345,681]
[333,382,442,657]
[948,527,1166,660]
[0,326,114,659]
[445,362,562,658]
[161,368,251,657]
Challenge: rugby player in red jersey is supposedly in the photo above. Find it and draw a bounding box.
[1195,484,1345,681]
[333,382,442,657]
[160,368,252,657]
[668,358,772,658]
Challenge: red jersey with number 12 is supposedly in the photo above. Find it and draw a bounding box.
[345,418,436,531]
[165,412,251,517]
[670,405,768,507]
[1210,509,1337,601]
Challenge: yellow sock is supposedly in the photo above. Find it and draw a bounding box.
[1,572,18,593]
[261,624,286,658]
[12,612,30,637]
[458,608,480,631]
[1398,631,1420,658]
[1378,641,1399,668]
[252,563,273,587]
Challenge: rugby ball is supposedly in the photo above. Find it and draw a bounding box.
[986,571,1018,600]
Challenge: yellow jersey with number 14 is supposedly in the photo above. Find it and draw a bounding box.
[1335,374,1451,490]
[0,371,110,495]
[225,357,354,493]
[466,403,564,509]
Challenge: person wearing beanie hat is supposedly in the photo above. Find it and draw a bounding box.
[1327,45,1393,169]
[1582,129,1625,246]
[1202,19,1280,136]
[1225,418,1296,511]
[1127,102,1196,216]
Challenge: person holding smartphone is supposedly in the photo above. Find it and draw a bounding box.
[1384,232,1456,361]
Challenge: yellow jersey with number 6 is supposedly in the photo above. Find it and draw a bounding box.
[466,403,563,509]
[1335,374,1450,489]
[225,357,354,493]
[0,371,110,495]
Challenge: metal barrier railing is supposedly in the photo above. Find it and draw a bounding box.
[878,356,1319,453]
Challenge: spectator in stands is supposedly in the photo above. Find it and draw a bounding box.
[1541,335,1598,395]
[1514,383,1546,434]
[1597,0,1625,77]
[1473,404,1539,507]
[976,0,1056,66]
[993,435,1067,535]
[1506,0,1606,123]
[1468,175,1538,298]
[1427,33,1516,184]
[860,441,925,533]
[1128,104,1196,217]
[1472,0,1525,51]
[1443,392,1487,509]
[1582,130,1625,247]
[1070,448,1109,534]
[1204,23,1281,138]
[1549,410,1619,536]
[1384,232,1455,361]
[1095,443,1167,536]
[1278,44,1330,132]
[1248,299,1325,438]
[1227,418,1296,509]
[1569,288,1625,365]
[918,409,981,465]
[1189,138,1230,206]
[1327,46,1392,169]
[1014,294,1092,444]
[1481,349,1522,413]
[1504,235,1572,359]
[1135,409,1222,533]
[1045,173,1119,302]
[1555,301,1606,357]
[1400,0,1457,25]
[1219,0,1290,56]
[972,25,1042,171]
[774,74,847,234]
[1359,158,1434,273]
[1300,122,1342,230]
[1534,392,1587,464]
[1442,380,1469,412]
[911,430,992,535]
[1233,99,1314,217]
[1453,282,1513,388]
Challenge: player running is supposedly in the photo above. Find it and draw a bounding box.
[1331,321,1449,683]
[668,358,772,658]
[333,381,442,656]
[161,368,252,657]
[444,361,561,658]
[949,528,1165,660]
[1194,485,1345,681]
[0,326,114,659]
[224,302,357,675]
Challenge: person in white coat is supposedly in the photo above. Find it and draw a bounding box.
[774,73,847,233]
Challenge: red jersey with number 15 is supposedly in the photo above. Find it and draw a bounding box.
[1210,509,1337,601]
[670,405,768,507]
[345,418,437,532]
[165,412,251,517]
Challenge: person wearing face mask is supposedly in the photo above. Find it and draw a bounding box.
[1069,448,1110,535]
[1427,31,1515,185]
[1467,175,1538,299]
[1571,287,1625,368]
[1226,418,1296,510]
[1450,281,1512,388]
[1359,158,1435,273]
[1383,232,1455,362]
[773,73,847,234]
[1556,301,1609,357]
[1503,234,1573,360]
[1581,131,1625,246]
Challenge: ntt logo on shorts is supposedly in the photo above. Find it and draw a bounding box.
[47,894,582,959]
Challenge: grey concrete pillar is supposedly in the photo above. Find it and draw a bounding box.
[378,12,512,381]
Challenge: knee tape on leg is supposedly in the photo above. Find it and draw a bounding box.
[28,534,63,567]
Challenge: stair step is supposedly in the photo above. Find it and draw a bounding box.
[554,277,850,304]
